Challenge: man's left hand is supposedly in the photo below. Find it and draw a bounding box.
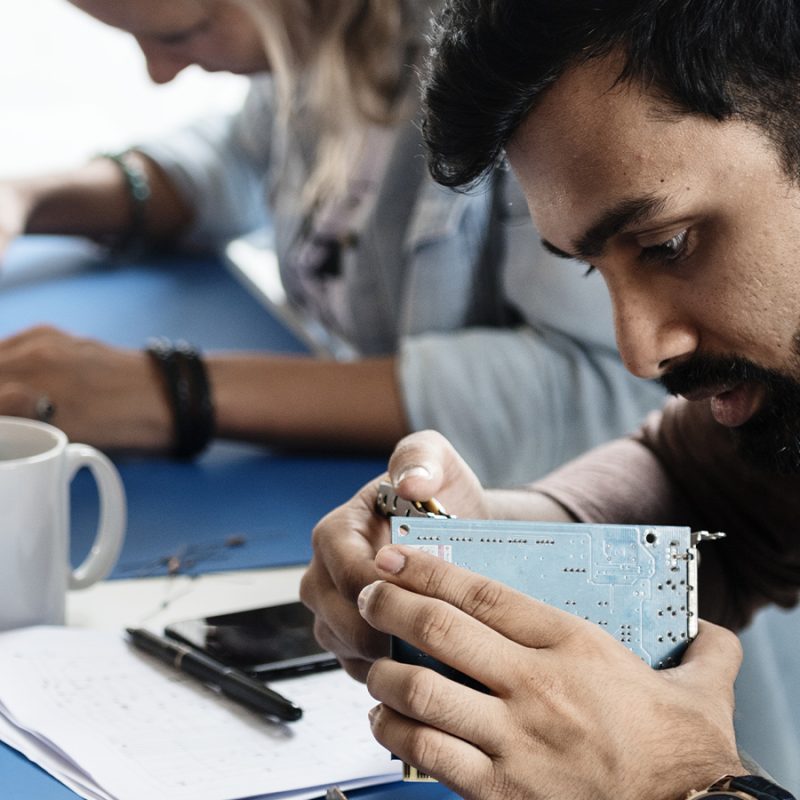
[359,545,744,800]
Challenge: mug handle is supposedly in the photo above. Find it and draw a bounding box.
[65,444,127,590]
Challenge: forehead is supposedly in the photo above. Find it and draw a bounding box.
[505,56,779,248]
[67,0,210,35]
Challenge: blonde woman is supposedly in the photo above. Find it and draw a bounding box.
[0,0,664,486]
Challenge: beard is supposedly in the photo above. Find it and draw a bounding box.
[659,352,800,474]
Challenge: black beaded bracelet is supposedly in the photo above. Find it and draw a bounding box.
[100,150,152,255]
[146,337,215,459]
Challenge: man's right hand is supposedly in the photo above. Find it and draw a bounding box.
[299,430,491,681]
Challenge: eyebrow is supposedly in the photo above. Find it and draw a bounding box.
[541,194,669,261]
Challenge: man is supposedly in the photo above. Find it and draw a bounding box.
[300,1,800,797]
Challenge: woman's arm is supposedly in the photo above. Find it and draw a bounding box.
[1,78,274,258]
[208,352,408,450]
[0,327,409,453]
[2,152,192,254]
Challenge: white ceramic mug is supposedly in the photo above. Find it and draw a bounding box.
[0,416,126,630]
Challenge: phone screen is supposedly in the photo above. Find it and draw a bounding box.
[164,602,340,679]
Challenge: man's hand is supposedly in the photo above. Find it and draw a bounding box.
[360,545,744,800]
[300,428,573,681]
[300,430,491,681]
[0,326,171,449]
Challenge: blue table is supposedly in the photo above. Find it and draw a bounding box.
[0,237,456,799]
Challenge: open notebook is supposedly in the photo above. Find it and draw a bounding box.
[0,626,399,800]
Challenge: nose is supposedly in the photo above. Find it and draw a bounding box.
[136,40,191,85]
[611,283,699,379]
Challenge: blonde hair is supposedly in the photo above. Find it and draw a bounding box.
[235,0,428,207]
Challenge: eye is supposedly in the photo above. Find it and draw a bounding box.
[639,229,689,265]
[156,30,193,46]
[582,265,597,278]
[156,19,211,47]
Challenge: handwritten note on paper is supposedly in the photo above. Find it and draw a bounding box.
[0,627,400,800]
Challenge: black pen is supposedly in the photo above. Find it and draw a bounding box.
[126,627,303,721]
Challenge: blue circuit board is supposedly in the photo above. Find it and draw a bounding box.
[390,516,702,669]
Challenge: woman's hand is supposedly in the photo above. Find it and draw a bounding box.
[0,325,172,450]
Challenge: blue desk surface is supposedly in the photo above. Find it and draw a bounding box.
[0,238,454,799]
[0,754,454,800]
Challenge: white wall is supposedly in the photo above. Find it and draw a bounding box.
[0,0,248,175]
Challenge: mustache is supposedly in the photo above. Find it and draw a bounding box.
[660,348,800,474]
[659,354,784,397]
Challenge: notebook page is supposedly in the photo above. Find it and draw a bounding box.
[0,713,112,800]
[0,627,400,800]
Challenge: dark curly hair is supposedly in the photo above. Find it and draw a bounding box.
[422,0,800,189]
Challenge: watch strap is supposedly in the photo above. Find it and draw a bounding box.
[728,776,796,800]
[689,775,797,800]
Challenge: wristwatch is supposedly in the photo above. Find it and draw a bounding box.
[686,775,796,799]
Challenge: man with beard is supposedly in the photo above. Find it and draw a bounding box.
[299,1,800,797]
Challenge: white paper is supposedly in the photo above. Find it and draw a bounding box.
[0,627,400,800]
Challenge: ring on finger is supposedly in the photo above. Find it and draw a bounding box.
[34,395,56,424]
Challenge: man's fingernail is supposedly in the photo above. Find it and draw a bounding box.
[393,465,431,485]
[368,705,380,727]
[375,546,406,575]
[358,580,381,614]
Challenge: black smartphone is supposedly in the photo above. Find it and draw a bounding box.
[164,601,340,680]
